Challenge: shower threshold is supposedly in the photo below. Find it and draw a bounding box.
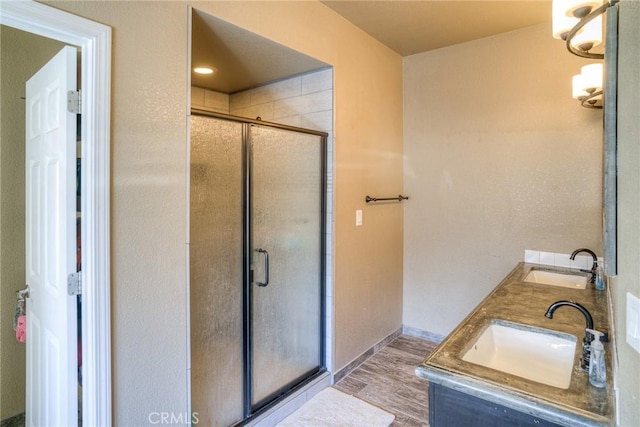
[242,371,331,426]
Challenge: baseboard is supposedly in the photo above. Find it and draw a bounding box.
[1,412,25,427]
[332,325,445,385]
[402,325,446,343]
[333,327,402,383]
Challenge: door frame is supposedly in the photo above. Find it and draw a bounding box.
[0,1,112,425]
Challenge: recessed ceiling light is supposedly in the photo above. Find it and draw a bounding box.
[194,67,215,75]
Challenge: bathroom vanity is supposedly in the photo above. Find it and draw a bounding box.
[416,262,615,427]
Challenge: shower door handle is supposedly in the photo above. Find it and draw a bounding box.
[255,248,270,287]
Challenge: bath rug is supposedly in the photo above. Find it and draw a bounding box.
[276,387,395,427]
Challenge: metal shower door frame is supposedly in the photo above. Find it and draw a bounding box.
[191,109,328,421]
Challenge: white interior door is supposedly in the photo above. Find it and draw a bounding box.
[25,45,78,427]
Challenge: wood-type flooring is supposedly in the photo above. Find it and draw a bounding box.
[333,335,438,427]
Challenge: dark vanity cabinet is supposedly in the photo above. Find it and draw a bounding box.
[429,383,562,427]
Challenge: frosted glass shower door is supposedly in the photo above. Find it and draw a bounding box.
[190,116,244,426]
[190,113,326,422]
[249,125,324,408]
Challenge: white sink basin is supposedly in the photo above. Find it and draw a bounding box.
[462,320,577,389]
[524,270,588,289]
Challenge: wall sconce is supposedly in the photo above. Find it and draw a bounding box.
[552,0,618,59]
[572,63,603,108]
[553,0,617,108]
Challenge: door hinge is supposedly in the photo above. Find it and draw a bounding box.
[67,90,81,114]
[67,271,82,296]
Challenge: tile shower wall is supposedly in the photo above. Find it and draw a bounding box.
[191,87,229,113]
[191,68,335,373]
[229,69,332,133]
[191,68,333,135]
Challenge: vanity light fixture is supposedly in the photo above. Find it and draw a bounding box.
[193,67,215,75]
[552,0,618,59]
[552,0,617,108]
[572,63,604,109]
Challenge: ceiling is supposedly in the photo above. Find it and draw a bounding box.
[191,10,329,94]
[191,1,551,94]
[321,1,551,57]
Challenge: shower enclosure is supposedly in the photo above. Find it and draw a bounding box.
[189,110,326,426]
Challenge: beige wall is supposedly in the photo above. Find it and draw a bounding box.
[0,26,66,420]
[189,0,404,373]
[49,1,403,423]
[403,23,603,336]
[611,2,640,425]
[13,1,638,425]
[46,2,191,423]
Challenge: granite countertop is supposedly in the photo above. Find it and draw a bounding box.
[416,262,615,427]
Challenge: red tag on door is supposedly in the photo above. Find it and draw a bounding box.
[16,315,26,343]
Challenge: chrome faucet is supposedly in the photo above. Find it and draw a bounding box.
[545,300,594,370]
[570,248,598,283]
